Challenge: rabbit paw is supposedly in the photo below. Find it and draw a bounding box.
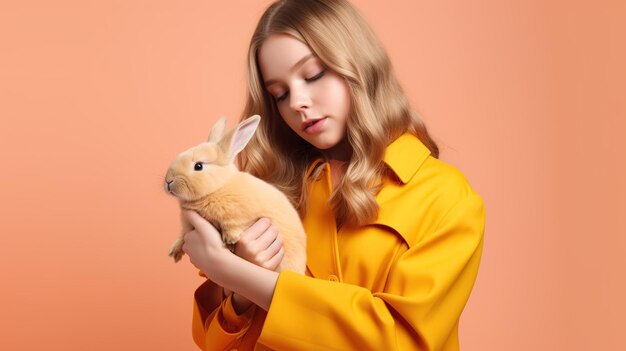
[222,229,242,245]
[168,237,185,262]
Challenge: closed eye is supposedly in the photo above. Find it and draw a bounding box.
[305,70,325,82]
[275,70,326,102]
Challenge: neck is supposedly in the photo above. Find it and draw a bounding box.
[323,135,351,162]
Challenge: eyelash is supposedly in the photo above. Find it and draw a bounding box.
[275,70,326,102]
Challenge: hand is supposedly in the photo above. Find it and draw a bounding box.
[235,218,285,271]
[229,218,285,314]
[181,210,231,276]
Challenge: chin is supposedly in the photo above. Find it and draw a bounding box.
[306,137,340,151]
[300,135,339,150]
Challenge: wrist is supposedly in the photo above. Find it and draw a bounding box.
[231,293,254,315]
[199,248,232,281]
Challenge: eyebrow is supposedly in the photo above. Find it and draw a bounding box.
[263,54,315,87]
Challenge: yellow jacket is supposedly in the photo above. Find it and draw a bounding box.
[191,133,486,350]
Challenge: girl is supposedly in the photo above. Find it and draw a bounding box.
[182,0,485,350]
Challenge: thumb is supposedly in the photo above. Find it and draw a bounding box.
[182,210,210,231]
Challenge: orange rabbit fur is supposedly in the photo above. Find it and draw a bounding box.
[164,115,306,273]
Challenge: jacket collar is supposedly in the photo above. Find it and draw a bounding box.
[372,133,431,247]
[305,133,431,182]
[382,132,431,184]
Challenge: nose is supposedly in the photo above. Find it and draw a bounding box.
[166,179,173,191]
[289,85,312,113]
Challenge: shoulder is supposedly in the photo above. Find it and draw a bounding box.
[416,156,480,203]
[375,155,484,246]
[382,133,476,201]
[386,152,481,210]
[410,156,485,238]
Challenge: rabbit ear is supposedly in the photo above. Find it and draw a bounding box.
[218,115,261,161]
[208,116,227,142]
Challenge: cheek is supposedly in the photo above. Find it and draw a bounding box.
[277,105,301,131]
[321,78,350,113]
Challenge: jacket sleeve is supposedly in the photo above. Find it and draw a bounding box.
[257,193,485,351]
[191,272,258,350]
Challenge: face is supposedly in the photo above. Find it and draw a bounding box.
[258,34,351,159]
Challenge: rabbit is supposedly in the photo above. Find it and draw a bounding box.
[164,115,307,274]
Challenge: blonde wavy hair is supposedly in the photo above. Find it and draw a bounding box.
[237,0,439,228]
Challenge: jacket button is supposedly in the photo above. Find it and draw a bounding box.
[328,274,339,282]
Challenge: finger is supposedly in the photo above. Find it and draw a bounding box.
[181,229,199,249]
[262,233,283,258]
[182,229,199,245]
[255,225,279,250]
[239,217,272,242]
[265,246,285,271]
[183,210,217,235]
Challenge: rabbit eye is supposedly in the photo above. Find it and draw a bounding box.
[194,162,203,171]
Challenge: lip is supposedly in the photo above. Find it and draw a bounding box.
[301,117,327,132]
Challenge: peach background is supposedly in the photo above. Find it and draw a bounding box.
[1,0,624,350]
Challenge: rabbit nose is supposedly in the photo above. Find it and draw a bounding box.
[166,180,173,190]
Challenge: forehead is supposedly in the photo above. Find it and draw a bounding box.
[258,34,315,81]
